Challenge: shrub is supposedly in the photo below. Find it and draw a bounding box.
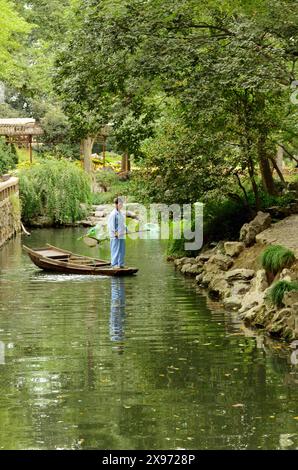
[261,245,296,275]
[167,214,204,257]
[18,160,91,224]
[0,139,18,175]
[268,280,298,308]
[166,196,251,256]
[37,142,80,160]
[92,170,134,204]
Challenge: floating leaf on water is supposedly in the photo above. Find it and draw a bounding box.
[203,343,212,346]
[294,417,298,420]
[232,403,244,408]
[123,405,131,409]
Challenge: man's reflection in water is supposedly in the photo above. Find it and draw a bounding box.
[110,278,126,353]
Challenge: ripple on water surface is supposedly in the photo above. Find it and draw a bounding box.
[0,230,297,450]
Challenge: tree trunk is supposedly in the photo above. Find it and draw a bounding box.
[258,134,276,195]
[121,153,126,172]
[81,136,95,173]
[276,145,284,174]
[121,152,130,172]
[247,153,260,211]
[269,156,286,187]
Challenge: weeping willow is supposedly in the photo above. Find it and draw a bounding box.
[19,160,91,224]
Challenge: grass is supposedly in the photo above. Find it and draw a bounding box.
[261,245,296,276]
[268,280,298,308]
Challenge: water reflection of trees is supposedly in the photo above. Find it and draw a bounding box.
[0,235,297,449]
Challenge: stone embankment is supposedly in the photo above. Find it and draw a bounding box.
[78,203,140,227]
[174,211,298,342]
[0,177,21,248]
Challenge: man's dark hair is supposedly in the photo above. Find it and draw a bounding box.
[114,197,123,205]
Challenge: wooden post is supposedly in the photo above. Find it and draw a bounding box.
[102,136,106,167]
[29,135,32,164]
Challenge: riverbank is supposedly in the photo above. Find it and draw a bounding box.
[0,176,21,248]
[172,212,298,343]
[27,202,140,229]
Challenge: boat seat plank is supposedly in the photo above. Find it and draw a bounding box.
[35,249,69,258]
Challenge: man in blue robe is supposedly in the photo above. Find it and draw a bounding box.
[108,197,127,268]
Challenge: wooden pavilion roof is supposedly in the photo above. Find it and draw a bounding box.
[0,118,43,136]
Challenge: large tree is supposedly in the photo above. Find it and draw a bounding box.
[0,0,31,83]
[52,0,298,199]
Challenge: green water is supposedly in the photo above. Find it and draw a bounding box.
[0,228,297,450]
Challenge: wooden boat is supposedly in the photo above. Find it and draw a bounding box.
[23,244,138,276]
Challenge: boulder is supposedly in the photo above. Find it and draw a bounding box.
[205,254,233,272]
[174,259,183,267]
[181,263,193,273]
[174,257,196,268]
[182,264,204,276]
[241,304,264,323]
[251,269,268,292]
[252,211,272,230]
[239,223,258,247]
[265,318,286,336]
[181,257,197,265]
[230,282,252,297]
[94,211,106,218]
[223,296,242,310]
[225,269,255,283]
[224,242,245,257]
[287,312,298,331]
[239,290,266,314]
[196,251,214,264]
[279,268,292,282]
[283,291,298,310]
[239,211,271,246]
[253,305,274,328]
[208,276,230,299]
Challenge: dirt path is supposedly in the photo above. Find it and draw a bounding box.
[256,214,298,256]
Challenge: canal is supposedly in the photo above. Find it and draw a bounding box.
[0,228,297,449]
